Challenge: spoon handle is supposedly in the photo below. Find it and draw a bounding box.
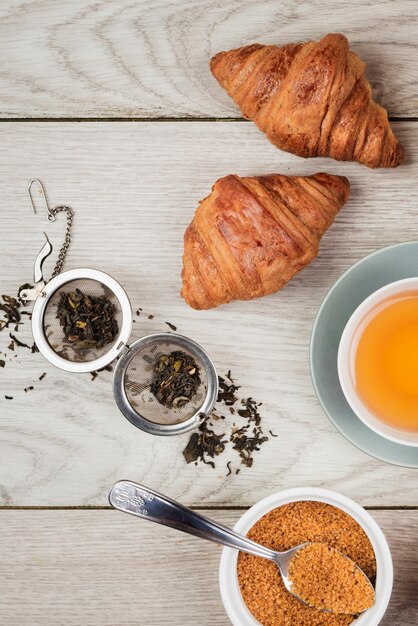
[109,480,277,561]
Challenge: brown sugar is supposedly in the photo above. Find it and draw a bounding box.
[237,501,376,626]
[288,542,375,614]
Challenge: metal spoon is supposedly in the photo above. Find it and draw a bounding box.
[108,480,375,613]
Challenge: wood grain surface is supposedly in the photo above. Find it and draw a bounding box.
[0,121,417,507]
[1,2,418,624]
[0,0,417,118]
[0,509,416,626]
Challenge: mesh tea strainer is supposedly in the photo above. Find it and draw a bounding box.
[22,180,218,436]
[114,333,218,436]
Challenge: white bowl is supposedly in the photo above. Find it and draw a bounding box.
[338,277,418,447]
[219,487,393,626]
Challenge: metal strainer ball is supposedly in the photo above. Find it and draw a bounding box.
[31,268,132,374]
[113,333,219,436]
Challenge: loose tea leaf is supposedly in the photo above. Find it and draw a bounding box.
[0,285,33,337]
[182,414,227,466]
[0,295,21,328]
[165,322,177,332]
[56,288,119,352]
[237,397,261,424]
[17,283,33,305]
[218,374,240,405]
[231,424,268,468]
[0,288,38,405]
[9,333,31,350]
[183,371,272,474]
[182,432,200,464]
[151,351,201,407]
[90,364,113,381]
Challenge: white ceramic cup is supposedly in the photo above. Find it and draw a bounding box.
[219,487,393,626]
[338,277,418,447]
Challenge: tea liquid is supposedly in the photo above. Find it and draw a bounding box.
[355,291,418,432]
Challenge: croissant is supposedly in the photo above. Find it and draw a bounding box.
[181,172,350,309]
[210,33,403,168]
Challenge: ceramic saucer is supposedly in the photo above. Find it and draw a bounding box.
[310,241,418,468]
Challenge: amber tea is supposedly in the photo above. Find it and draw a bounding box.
[355,290,418,432]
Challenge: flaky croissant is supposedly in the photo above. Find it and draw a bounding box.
[181,173,350,309]
[211,33,403,168]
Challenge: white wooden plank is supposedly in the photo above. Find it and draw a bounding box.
[0,509,415,625]
[0,121,418,507]
[0,0,417,118]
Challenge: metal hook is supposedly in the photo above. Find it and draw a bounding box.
[28,178,55,222]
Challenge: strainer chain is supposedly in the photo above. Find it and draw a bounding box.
[49,204,74,279]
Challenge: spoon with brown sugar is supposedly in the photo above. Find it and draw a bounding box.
[109,481,375,615]
[287,542,375,614]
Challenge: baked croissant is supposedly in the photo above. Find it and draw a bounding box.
[181,173,350,309]
[211,33,403,168]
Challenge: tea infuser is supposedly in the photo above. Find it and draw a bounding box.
[22,180,218,435]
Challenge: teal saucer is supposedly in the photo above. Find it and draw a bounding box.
[310,241,418,468]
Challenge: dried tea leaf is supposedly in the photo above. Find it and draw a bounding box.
[56,288,119,353]
[9,333,31,350]
[150,351,201,408]
[183,415,227,467]
[183,432,200,464]
[183,371,273,474]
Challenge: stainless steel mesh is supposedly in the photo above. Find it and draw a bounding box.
[124,338,209,426]
[43,278,123,363]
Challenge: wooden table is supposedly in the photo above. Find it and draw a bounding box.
[0,1,417,624]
